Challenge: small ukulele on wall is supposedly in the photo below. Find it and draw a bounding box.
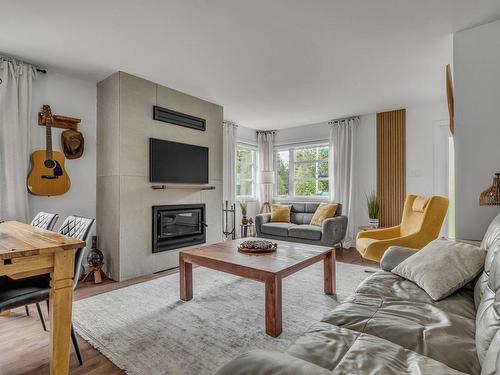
[27,105,71,196]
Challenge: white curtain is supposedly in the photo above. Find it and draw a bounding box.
[329,117,359,247]
[222,121,238,231]
[0,58,37,222]
[257,131,275,207]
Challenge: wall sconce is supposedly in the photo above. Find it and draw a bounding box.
[480,173,500,206]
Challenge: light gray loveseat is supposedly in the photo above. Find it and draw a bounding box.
[255,202,347,248]
[216,213,500,375]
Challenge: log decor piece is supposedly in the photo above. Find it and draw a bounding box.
[377,109,406,228]
[38,112,81,130]
[446,64,454,136]
[153,105,206,131]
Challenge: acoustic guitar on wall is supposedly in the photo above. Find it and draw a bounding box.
[27,105,71,196]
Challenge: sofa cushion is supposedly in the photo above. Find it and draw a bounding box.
[475,213,500,308]
[215,350,331,375]
[481,329,500,375]
[291,212,315,225]
[476,249,500,364]
[285,323,467,375]
[290,202,319,214]
[355,271,477,319]
[392,239,486,301]
[288,225,322,241]
[321,295,480,374]
[475,240,500,309]
[261,222,295,237]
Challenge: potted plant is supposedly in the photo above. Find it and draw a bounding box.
[239,201,248,225]
[366,192,381,228]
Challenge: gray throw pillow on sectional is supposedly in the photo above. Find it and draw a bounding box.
[392,239,486,301]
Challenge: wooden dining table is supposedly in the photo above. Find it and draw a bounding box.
[0,221,85,375]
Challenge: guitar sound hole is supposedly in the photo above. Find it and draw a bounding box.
[44,159,55,168]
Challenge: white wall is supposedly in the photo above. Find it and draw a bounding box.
[274,121,330,146]
[454,19,500,240]
[406,103,449,196]
[355,114,377,227]
[29,71,96,240]
[236,125,257,146]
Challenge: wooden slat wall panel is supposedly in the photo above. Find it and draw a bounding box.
[377,109,406,227]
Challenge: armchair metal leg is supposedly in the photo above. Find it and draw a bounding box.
[71,324,83,365]
[25,305,30,316]
[35,302,47,331]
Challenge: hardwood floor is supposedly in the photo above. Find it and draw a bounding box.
[0,247,376,375]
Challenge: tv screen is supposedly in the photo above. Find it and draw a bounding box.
[149,138,209,184]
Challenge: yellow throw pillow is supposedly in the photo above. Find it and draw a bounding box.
[271,204,292,223]
[310,203,338,226]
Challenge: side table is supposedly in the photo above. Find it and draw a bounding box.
[240,223,256,238]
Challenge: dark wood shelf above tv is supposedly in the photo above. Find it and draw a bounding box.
[151,184,215,190]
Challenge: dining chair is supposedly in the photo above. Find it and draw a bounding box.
[26,212,59,318]
[30,212,59,231]
[0,215,95,366]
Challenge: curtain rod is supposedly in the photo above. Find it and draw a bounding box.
[223,120,238,127]
[328,116,359,124]
[256,130,276,134]
[0,56,46,74]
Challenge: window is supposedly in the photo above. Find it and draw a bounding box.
[236,145,256,198]
[275,144,329,198]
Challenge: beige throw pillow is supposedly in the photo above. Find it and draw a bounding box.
[310,203,338,226]
[392,239,486,301]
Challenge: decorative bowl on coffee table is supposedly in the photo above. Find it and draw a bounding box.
[238,239,277,254]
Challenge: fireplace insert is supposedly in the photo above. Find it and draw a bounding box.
[152,204,206,253]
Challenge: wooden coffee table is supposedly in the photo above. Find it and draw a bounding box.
[179,239,336,337]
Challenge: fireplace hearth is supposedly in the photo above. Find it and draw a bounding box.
[152,204,206,253]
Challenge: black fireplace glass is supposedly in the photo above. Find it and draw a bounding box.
[159,209,202,238]
[152,204,206,253]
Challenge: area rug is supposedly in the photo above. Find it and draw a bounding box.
[73,262,372,375]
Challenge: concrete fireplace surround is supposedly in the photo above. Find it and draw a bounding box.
[97,72,223,281]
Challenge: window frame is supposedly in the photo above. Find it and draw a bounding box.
[235,143,257,200]
[274,142,330,201]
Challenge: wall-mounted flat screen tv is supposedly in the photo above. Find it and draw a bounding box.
[149,138,209,184]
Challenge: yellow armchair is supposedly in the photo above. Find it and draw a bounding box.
[356,195,449,261]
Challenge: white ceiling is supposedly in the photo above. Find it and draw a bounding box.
[1,0,500,129]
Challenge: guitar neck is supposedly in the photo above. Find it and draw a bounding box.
[46,122,53,161]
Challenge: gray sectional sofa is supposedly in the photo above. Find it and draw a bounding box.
[255,202,347,248]
[216,213,500,375]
